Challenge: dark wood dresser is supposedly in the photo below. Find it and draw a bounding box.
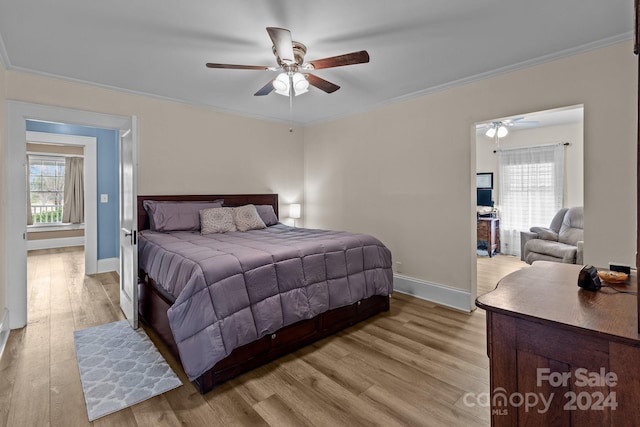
[478,217,500,257]
[476,262,640,426]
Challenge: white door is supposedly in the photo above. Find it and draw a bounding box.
[119,120,138,328]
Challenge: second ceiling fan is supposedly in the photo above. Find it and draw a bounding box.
[206,27,370,97]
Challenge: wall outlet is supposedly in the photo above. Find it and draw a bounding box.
[100,194,108,203]
[609,262,631,274]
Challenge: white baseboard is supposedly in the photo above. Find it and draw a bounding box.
[27,236,85,251]
[97,257,119,274]
[0,309,9,360]
[393,274,473,312]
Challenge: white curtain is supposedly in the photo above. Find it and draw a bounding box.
[26,155,33,225]
[62,157,84,224]
[498,144,564,256]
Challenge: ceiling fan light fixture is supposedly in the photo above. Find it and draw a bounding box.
[292,72,309,96]
[273,72,309,96]
[497,125,509,138]
[485,122,509,139]
[273,73,289,93]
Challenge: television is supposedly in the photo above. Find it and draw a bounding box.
[477,189,493,207]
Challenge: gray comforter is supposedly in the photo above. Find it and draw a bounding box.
[138,224,393,380]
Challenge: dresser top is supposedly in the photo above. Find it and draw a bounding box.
[476,261,640,344]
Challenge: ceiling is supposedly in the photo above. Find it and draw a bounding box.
[0,1,633,126]
[476,106,584,137]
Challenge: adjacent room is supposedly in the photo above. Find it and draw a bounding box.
[0,1,638,426]
[475,105,584,274]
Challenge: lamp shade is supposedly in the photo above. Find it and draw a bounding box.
[273,73,289,96]
[292,72,309,95]
[485,127,497,138]
[497,125,509,138]
[289,203,301,219]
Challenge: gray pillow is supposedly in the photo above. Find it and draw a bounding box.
[255,205,279,226]
[200,207,237,234]
[143,199,223,232]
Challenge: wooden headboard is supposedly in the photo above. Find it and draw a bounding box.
[137,194,278,230]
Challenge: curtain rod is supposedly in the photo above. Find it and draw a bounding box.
[27,151,84,158]
[493,141,570,153]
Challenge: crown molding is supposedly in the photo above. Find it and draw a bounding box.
[2,32,633,128]
[304,32,634,127]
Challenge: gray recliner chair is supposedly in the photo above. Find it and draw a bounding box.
[520,207,584,265]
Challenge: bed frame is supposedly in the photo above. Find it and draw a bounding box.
[137,194,390,394]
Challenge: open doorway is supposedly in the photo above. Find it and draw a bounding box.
[6,102,136,329]
[473,105,584,297]
[25,130,97,259]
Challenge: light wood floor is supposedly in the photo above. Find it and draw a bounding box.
[0,247,527,427]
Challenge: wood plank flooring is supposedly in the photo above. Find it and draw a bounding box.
[0,247,526,426]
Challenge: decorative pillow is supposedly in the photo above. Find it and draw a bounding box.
[200,207,237,234]
[233,204,266,232]
[255,205,279,226]
[143,199,223,232]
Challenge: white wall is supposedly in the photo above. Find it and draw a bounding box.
[476,119,584,209]
[0,60,7,315]
[305,41,637,308]
[4,70,305,207]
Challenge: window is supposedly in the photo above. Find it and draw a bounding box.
[29,155,65,224]
[497,144,564,256]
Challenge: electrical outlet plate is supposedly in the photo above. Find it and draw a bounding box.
[609,262,631,274]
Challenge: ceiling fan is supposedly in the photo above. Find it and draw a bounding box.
[205,27,370,97]
[477,117,540,139]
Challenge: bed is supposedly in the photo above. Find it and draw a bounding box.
[137,194,393,394]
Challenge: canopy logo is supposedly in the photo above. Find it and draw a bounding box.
[463,367,618,415]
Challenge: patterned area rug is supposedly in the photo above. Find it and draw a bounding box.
[74,320,182,421]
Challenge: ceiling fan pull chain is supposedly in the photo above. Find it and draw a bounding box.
[289,74,294,132]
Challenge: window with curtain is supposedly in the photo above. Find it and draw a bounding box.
[28,154,84,225]
[497,144,565,256]
[28,155,65,224]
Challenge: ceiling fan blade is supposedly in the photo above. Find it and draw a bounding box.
[254,79,275,96]
[308,50,370,70]
[505,120,539,127]
[206,63,271,70]
[266,27,295,64]
[306,74,340,93]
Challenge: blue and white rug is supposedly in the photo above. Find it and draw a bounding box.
[73,320,182,421]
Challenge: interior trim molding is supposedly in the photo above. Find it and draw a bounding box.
[97,257,119,275]
[2,33,632,128]
[7,101,135,329]
[27,237,84,251]
[0,309,9,361]
[305,32,633,127]
[393,274,473,312]
[0,31,9,68]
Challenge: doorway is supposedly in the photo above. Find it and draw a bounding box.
[25,130,97,257]
[473,105,584,297]
[6,101,137,329]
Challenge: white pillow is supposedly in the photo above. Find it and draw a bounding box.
[233,204,266,232]
[200,207,237,234]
